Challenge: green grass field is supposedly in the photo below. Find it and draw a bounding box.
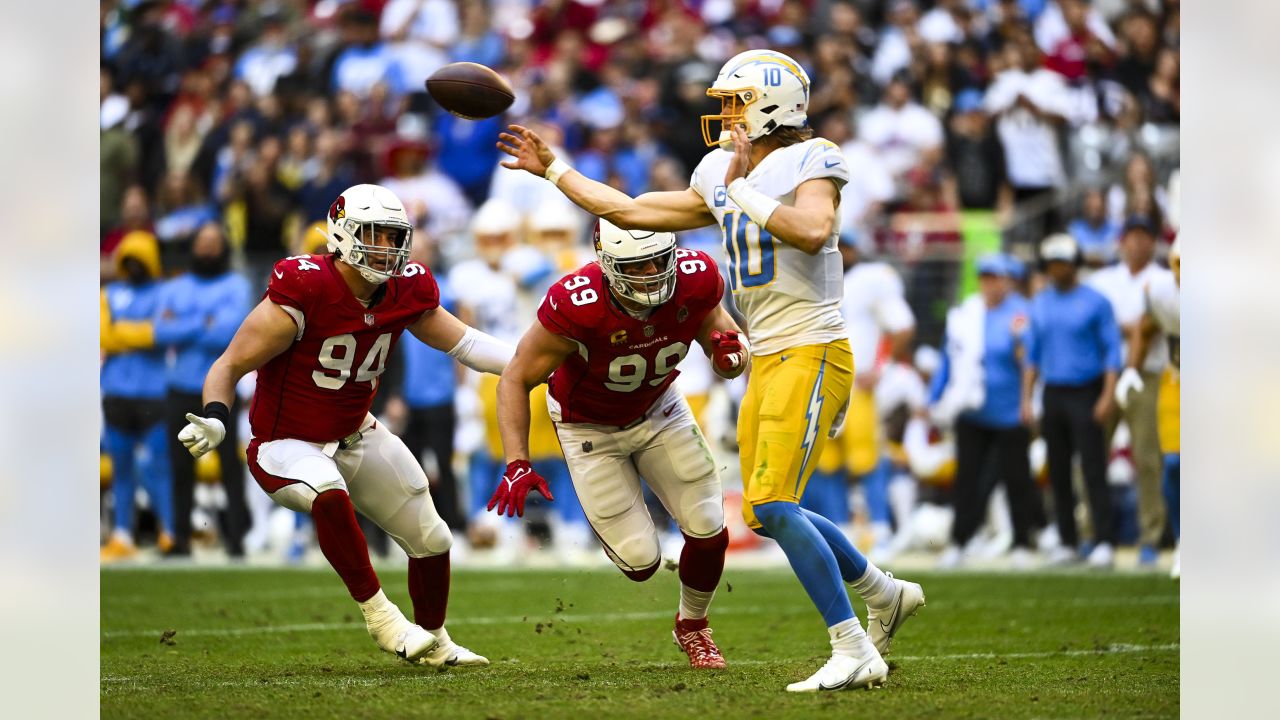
[102,566,1179,719]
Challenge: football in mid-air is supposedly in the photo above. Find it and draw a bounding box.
[426,62,515,120]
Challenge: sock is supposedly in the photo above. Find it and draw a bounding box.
[828,617,875,658]
[849,560,898,611]
[800,507,869,582]
[408,552,451,631]
[311,490,380,602]
[753,501,855,627]
[677,529,728,620]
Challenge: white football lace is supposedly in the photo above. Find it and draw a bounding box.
[678,628,721,664]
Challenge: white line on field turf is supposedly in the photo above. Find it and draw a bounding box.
[99,643,1180,691]
[102,595,1177,639]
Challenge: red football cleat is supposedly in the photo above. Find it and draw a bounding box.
[673,614,727,669]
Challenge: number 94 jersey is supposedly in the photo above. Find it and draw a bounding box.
[251,253,440,443]
[537,250,724,427]
[690,138,850,356]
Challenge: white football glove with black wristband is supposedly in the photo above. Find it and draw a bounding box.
[178,402,229,458]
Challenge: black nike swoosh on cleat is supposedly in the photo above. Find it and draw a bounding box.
[818,658,877,691]
[396,647,408,659]
[878,591,903,634]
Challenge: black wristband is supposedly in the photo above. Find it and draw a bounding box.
[202,401,231,425]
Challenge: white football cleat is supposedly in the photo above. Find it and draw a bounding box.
[786,652,888,693]
[394,625,440,663]
[1170,545,1180,580]
[418,627,490,668]
[361,590,438,662]
[867,573,926,656]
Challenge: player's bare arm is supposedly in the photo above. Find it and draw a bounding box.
[695,304,749,380]
[496,321,576,464]
[408,305,514,376]
[497,124,716,231]
[203,299,298,408]
[178,299,297,458]
[724,124,837,255]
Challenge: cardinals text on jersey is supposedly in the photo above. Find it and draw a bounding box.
[690,138,850,356]
[537,250,724,426]
[251,253,440,442]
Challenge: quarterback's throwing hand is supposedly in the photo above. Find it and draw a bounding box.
[177,413,225,458]
[488,460,554,518]
[710,330,746,376]
[497,125,555,176]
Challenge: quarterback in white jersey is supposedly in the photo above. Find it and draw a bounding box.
[688,136,848,354]
[497,48,923,693]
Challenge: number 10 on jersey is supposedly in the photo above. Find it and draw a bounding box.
[721,210,776,290]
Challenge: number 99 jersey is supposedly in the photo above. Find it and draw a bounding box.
[250,253,440,443]
[690,138,850,356]
[536,249,724,427]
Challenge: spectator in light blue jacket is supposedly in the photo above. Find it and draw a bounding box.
[159,222,252,558]
[930,253,1040,569]
[1024,234,1123,568]
[100,231,176,560]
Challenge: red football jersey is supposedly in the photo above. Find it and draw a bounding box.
[537,249,724,426]
[250,253,440,443]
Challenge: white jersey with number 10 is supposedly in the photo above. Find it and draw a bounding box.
[689,138,851,356]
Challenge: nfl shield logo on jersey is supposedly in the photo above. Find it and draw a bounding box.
[364,313,375,326]
[644,325,655,338]
[677,306,689,323]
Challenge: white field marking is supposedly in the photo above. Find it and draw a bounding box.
[101,607,774,639]
[102,594,1177,640]
[99,643,1180,691]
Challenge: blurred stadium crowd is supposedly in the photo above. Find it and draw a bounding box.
[99,0,1179,571]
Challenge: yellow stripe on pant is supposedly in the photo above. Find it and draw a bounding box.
[1157,368,1180,454]
[739,339,854,529]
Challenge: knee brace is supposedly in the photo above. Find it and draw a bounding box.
[599,530,661,581]
[392,502,454,558]
[619,559,661,583]
[270,483,321,513]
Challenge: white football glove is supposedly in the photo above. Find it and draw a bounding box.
[178,413,226,458]
[1114,367,1145,409]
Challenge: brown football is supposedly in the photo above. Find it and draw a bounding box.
[426,62,515,120]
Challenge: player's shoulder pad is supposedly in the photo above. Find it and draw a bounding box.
[690,148,733,197]
[674,248,724,304]
[391,261,441,313]
[795,137,850,189]
[539,262,606,335]
[267,254,330,310]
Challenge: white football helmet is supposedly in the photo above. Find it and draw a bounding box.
[327,184,412,284]
[593,219,677,307]
[702,49,811,150]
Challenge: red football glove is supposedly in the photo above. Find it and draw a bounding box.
[487,460,554,518]
[710,330,745,373]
